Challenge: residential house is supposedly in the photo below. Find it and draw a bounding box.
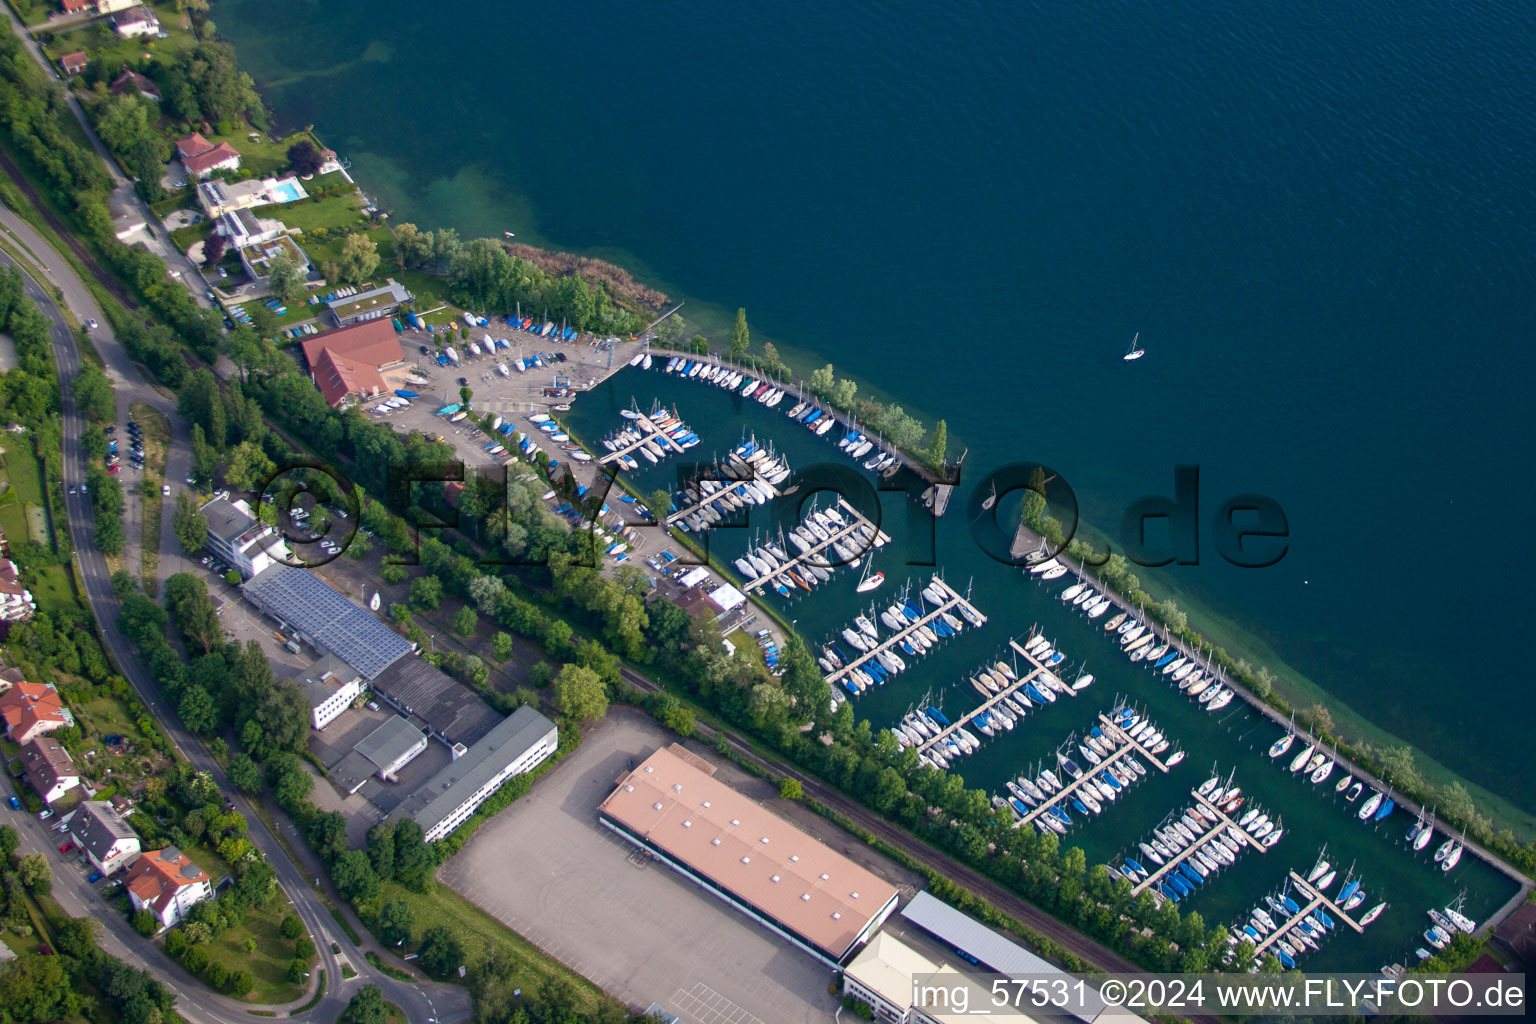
[109,68,161,102]
[195,175,306,218]
[21,738,79,807]
[0,557,37,623]
[59,1,90,17]
[59,51,88,76]
[95,0,142,13]
[216,208,282,250]
[174,131,241,179]
[125,847,213,929]
[69,800,141,876]
[0,680,72,745]
[109,6,159,38]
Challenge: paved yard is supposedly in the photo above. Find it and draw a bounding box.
[440,709,868,1024]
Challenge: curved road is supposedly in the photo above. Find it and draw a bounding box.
[0,225,468,1023]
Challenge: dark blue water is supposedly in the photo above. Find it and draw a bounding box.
[220,0,1536,824]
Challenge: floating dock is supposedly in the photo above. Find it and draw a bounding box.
[1009,713,1174,830]
[1251,871,1367,955]
[826,576,985,691]
[744,498,888,594]
[1131,787,1267,898]
[597,408,688,466]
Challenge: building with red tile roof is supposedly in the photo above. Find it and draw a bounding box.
[20,737,78,806]
[0,680,71,745]
[110,68,161,101]
[59,51,88,76]
[183,142,241,178]
[300,320,407,409]
[125,847,213,929]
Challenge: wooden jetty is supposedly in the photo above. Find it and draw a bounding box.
[919,664,1047,760]
[664,478,777,529]
[1131,787,1267,898]
[825,576,984,690]
[1010,713,1174,830]
[744,499,888,594]
[1251,872,1366,955]
[597,409,688,466]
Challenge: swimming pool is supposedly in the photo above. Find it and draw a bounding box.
[271,181,303,203]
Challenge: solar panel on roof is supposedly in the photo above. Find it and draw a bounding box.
[245,566,413,678]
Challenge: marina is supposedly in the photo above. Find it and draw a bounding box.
[1007,709,1175,831]
[560,362,1529,972]
[823,574,986,693]
[596,404,693,465]
[738,498,888,595]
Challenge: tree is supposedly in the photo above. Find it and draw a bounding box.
[779,777,803,800]
[172,490,209,554]
[378,900,413,947]
[729,307,750,358]
[339,984,389,1024]
[265,253,304,306]
[224,440,275,492]
[417,926,464,977]
[16,853,51,895]
[0,824,16,860]
[279,913,304,940]
[331,849,380,904]
[390,819,432,891]
[335,232,380,286]
[111,569,136,597]
[551,663,608,721]
[203,230,227,266]
[286,140,323,177]
[72,364,115,423]
[132,908,158,936]
[178,684,218,734]
[228,969,254,996]
[409,575,442,610]
[459,385,473,408]
[481,633,514,664]
[394,223,432,269]
[452,605,477,636]
[925,419,948,468]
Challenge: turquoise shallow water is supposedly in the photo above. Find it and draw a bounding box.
[220,0,1533,964]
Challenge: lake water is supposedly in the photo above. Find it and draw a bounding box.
[221,0,1533,963]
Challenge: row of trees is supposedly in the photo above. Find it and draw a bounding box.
[392,227,650,336]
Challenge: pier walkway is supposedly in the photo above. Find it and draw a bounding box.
[741,499,886,594]
[663,477,778,529]
[1251,872,1366,956]
[1132,786,1268,898]
[597,409,688,466]
[827,576,985,691]
[920,665,1046,760]
[1011,713,1175,830]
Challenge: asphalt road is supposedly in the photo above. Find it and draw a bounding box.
[0,236,468,1023]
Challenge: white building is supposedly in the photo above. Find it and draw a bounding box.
[69,800,141,876]
[201,496,290,579]
[298,654,364,731]
[108,6,159,37]
[398,705,557,842]
[125,847,213,930]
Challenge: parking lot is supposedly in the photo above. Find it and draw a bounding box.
[439,709,859,1024]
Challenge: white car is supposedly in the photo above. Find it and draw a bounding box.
[162,484,170,496]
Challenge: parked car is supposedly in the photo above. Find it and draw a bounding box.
[38,809,51,820]
[107,465,120,475]
[162,484,170,496]
[58,841,73,854]
[87,871,103,883]
[6,795,18,810]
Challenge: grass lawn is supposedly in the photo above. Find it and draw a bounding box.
[41,17,196,77]
[0,448,49,545]
[10,0,55,28]
[378,881,611,1017]
[202,900,313,1004]
[206,127,326,180]
[272,193,369,236]
[169,218,214,254]
[131,403,170,591]
[302,224,396,273]
[149,190,197,220]
[75,694,150,749]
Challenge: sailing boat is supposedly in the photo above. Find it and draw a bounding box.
[1123,332,1146,361]
[856,559,885,594]
[981,480,997,511]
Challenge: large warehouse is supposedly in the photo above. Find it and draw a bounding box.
[242,565,414,679]
[598,745,900,967]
